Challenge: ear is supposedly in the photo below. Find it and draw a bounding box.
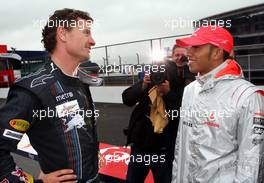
[56,26,67,42]
[213,47,224,61]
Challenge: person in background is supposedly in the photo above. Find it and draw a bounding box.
[123,45,194,183]
[165,44,196,99]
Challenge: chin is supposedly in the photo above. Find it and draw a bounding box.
[188,66,198,74]
[80,55,90,62]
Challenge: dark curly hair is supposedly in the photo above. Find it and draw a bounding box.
[41,8,93,53]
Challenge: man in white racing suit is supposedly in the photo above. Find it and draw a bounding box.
[171,25,264,183]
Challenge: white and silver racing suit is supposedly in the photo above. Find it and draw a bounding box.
[172,59,264,183]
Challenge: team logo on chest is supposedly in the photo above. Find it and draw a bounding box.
[55,92,74,102]
[56,100,80,118]
[63,114,86,132]
[203,112,219,128]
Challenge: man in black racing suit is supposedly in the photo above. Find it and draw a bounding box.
[0,8,99,183]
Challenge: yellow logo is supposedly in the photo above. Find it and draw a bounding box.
[9,119,30,132]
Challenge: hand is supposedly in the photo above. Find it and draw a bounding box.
[157,80,170,95]
[38,169,77,183]
[142,74,151,89]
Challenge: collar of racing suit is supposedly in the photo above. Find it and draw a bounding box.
[196,59,243,92]
[48,61,84,87]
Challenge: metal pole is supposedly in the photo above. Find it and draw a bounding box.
[105,46,109,66]
[102,57,106,68]
[102,57,106,85]
[159,38,162,51]
[118,55,122,66]
[132,67,135,84]
[118,56,122,73]
[150,40,153,64]
[136,53,140,65]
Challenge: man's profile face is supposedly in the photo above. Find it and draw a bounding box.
[64,18,95,62]
[172,47,187,67]
[187,44,216,75]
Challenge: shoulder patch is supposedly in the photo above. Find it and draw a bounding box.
[9,119,30,132]
[15,63,57,94]
[3,129,23,140]
[15,68,46,83]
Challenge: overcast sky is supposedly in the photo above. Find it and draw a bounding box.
[0,0,263,62]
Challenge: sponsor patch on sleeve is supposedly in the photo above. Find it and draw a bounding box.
[253,117,264,125]
[11,168,34,183]
[253,126,264,135]
[252,138,264,146]
[254,112,264,118]
[3,129,23,141]
[0,178,9,183]
[9,119,30,132]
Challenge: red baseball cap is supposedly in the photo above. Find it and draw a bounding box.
[176,26,234,54]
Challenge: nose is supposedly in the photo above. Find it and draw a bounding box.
[89,36,96,47]
[187,47,193,58]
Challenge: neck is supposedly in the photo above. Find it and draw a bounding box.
[199,60,226,76]
[199,59,223,76]
[50,49,80,76]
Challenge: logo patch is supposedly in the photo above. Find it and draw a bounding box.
[63,114,85,132]
[252,138,264,146]
[209,112,215,120]
[254,112,264,117]
[56,100,80,118]
[9,119,30,132]
[253,126,264,135]
[30,74,54,88]
[3,129,23,140]
[0,178,9,183]
[183,121,192,127]
[11,168,33,183]
[253,117,264,126]
[203,121,220,128]
[56,92,74,102]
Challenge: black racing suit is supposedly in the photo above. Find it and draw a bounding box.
[0,62,99,183]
